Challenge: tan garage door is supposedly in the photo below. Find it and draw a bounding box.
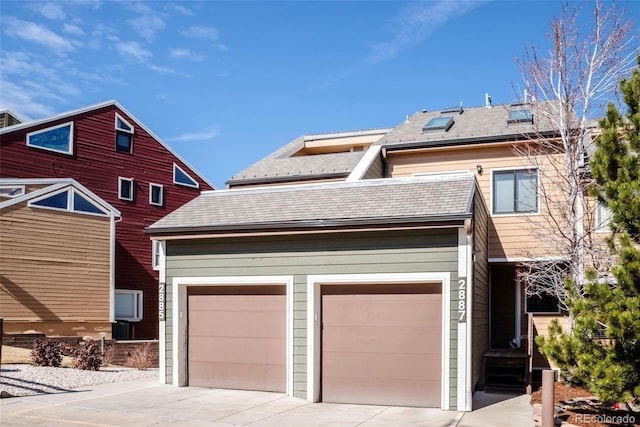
[187,285,286,392]
[322,283,441,407]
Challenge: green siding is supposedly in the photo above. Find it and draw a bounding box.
[163,228,459,403]
[472,188,490,389]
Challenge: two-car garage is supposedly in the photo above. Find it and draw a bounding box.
[182,276,445,409]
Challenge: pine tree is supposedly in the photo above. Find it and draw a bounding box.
[538,58,640,405]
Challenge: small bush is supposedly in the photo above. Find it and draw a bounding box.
[126,342,153,370]
[102,344,117,366]
[31,338,65,367]
[73,339,102,371]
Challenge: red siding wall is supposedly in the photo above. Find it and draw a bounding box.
[0,104,213,338]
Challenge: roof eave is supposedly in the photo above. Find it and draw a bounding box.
[146,213,472,237]
[226,171,350,187]
[382,130,560,151]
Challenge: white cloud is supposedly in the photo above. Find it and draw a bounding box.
[116,41,152,62]
[63,23,85,36]
[170,4,192,15]
[366,0,487,65]
[87,24,117,49]
[2,17,75,53]
[129,14,166,42]
[33,2,66,20]
[169,48,204,62]
[182,25,219,41]
[148,64,191,78]
[167,128,219,142]
[0,80,55,119]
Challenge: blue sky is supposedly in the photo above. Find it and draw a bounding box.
[1,1,638,188]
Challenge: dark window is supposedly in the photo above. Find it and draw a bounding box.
[149,183,163,206]
[32,191,68,209]
[119,178,134,201]
[173,164,199,188]
[526,294,559,313]
[116,132,132,153]
[73,192,104,214]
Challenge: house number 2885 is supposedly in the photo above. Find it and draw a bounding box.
[458,278,467,323]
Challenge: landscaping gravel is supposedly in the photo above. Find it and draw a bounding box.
[0,364,157,397]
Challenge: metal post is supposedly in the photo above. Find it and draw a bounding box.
[542,369,555,427]
[99,332,106,356]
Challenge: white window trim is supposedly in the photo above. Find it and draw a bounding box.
[490,166,540,217]
[26,121,74,155]
[149,183,164,206]
[152,240,164,271]
[118,177,134,201]
[306,272,451,410]
[171,276,294,395]
[0,185,25,198]
[28,187,109,217]
[115,113,134,134]
[595,201,613,233]
[114,289,143,322]
[173,163,199,188]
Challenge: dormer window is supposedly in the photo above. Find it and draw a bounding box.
[115,113,134,153]
[0,185,25,198]
[507,109,534,124]
[423,116,454,132]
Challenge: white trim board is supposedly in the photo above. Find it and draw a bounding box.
[306,272,451,410]
[171,276,294,396]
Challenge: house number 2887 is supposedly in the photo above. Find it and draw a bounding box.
[458,278,467,323]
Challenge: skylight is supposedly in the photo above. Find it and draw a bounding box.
[507,109,534,124]
[423,116,454,132]
[440,105,463,114]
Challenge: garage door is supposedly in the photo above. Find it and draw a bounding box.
[187,285,286,392]
[322,283,441,407]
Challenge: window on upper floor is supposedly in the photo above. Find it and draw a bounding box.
[152,240,163,270]
[596,201,613,232]
[115,113,134,153]
[492,168,538,214]
[28,188,108,216]
[119,177,134,201]
[173,163,199,188]
[149,183,163,206]
[0,185,25,198]
[27,122,74,155]
[115,289,143,321]
[526,293,560,314]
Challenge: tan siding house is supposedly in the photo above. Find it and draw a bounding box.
[0,179,120,338]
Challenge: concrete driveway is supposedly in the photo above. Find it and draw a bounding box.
[0,378,534,427]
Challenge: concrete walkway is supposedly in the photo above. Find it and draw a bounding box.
[0,378,535,427]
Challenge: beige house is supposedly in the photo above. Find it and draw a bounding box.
[0,178,120,338]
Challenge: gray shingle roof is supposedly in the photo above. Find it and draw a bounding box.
[378,102,561,149]
[148,174,476,234]
[227,129,390,185]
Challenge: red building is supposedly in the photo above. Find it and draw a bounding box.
[0,101,214,339]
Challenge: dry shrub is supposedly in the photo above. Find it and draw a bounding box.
[125,342,153,370]
[102,344,117,365]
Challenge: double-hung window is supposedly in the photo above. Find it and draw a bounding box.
[493,168,538,214]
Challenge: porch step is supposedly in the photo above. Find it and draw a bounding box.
[480,350,528,393]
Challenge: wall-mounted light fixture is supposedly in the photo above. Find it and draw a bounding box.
[476,164,483,175]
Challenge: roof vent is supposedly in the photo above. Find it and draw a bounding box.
[485,93,492,108]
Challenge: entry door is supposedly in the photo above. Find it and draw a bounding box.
[490,265,517,348]
[187,285,286,392]
[321,283,442,407]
